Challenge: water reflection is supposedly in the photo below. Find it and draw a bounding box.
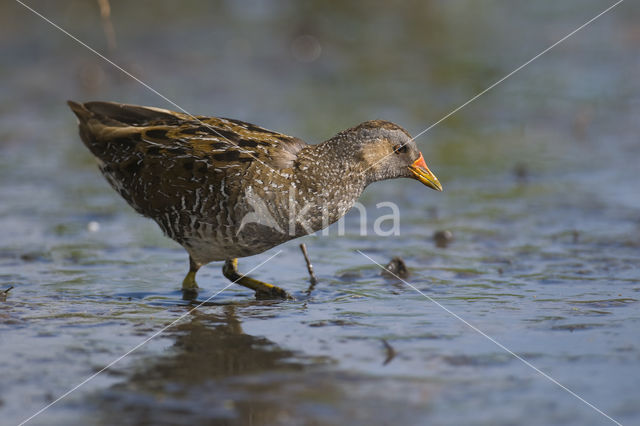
[94,304,446,424]
[96,306,326,424]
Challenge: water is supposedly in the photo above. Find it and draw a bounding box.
[1,1,639,425]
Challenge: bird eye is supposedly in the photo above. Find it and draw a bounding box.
[394,144,408,154]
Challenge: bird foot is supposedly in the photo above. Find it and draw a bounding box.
[255,285,295,300]
[223,258,294,300]
[181,270,199,291]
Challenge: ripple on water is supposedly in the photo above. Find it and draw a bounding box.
[567,298,637,308]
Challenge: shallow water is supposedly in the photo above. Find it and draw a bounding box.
[1,1,640,425]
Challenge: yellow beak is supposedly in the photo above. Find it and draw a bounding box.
[408,153,443,191]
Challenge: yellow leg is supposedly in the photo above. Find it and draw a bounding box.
[222,258,293,300]
[181,256,200,292]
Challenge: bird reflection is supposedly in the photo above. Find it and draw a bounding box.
[95,305,330,425]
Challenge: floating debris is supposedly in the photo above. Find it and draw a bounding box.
[381,339,397,366]
[20,252,41,262]
[433,230,454,248]
[88,221,101,232]
[299,243,318,295]
[382,256,409,279]
[1,286,13,301]
[514,162,529,185]
[337,270,362,281]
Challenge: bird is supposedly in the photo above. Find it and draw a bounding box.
[68,101,442,299]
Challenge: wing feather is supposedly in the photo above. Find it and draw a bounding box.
[68,100,306,169]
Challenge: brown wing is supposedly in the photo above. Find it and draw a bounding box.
[67,101,306,227]
[68,101,306,169]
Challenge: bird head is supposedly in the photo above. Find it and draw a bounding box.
[339,120,443,191]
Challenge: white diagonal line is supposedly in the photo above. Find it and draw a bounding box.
[18,250,283,426]
[410,0,623,143]
[357,250,622,426]
[14,0,283,176]
[362,0,624,177]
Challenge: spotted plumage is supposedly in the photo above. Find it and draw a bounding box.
[68,100,442,299]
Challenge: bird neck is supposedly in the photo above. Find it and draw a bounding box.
[283,139,369,234]
[296,138,370,192]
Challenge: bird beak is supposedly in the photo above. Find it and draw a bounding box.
[408,153,443,191]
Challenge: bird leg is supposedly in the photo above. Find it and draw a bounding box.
[222,258,293,300]
[181,256,200,293]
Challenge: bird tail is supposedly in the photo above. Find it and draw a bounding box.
[67,100,182,156]
[67,100,93,123]
[67,100,106,154]
[67,100,180,126]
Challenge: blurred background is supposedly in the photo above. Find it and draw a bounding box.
[1,1,639,425]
